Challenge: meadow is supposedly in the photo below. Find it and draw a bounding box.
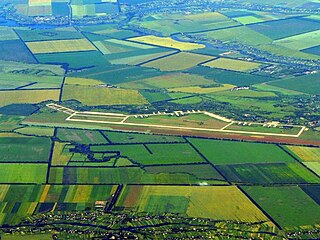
[203,58,262,72]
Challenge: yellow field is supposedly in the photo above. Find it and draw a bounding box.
[0,89,60,107]
[287,146,320,162]
[62,85,148,106]
[121,185,268,222]
[26,39,96,54]
[203,57,262,72]
[128,35,205,51]
[143,52,213,71]
[65,77,105,86]
[29,0,51,6]
[169,84,234,94]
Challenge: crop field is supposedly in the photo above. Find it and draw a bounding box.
[0,184,117,225]
[15,27,83,42]
[248,18,320,40]
[0,135,51,162]
[126,113,229,130]
[212,89,277,98]
[0,89,60,107]
[128,35,205,51]
[268,73,320,95]
[118,73,214,89]
[187,66,274,86]
[286,146,320,161]
[243,186,320,229]
[26,39,97,54]
[36,51,109,69]
[193,26,273,46]
[0,40,37,63]
[218,162,320,184]
[0,73,64,90]
[0,164,47,184]
[203,58,262,72]
[188,138,295,165]
[132,12,240,36]
[142,52,213,71]
[51,142,73,166]
[116,185,268,222]
[91,143,205,165]
[0,115,24,132]
[57,128,107,144]
[62,85,148,106]
[48,166,224,185]
[0,27,19,41]
[274,29,320,51]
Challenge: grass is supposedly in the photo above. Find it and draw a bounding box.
[0,135,51,162]
[203,58,262,72]
[0,40,36,64]
[118,73,214,89]
[128,35,205,51]
[126,113,229,130]
[0,27,19,41]
[169,84,234,94]
[103,131,185,144]
[243,186,320,228]
[253,83,305,95]
[212,89,277,98]
[117,185,268,222]
[225,123,302,135]
[143,52,213,71]
[188,138,295,165]
[0,89,60,107]
[62,85,148,106]
[26,39,96,54]
[0,115,24,132]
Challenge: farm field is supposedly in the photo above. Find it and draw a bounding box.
[26,39,97,54]
[142,52,213,71]
[62,85,148,106]
[203,58,262,72]
[0,90,60,107]
[128,35,205,51]
[243,186,320,229]
[116,185,268,222]
[118,73,214,89]
[0,1,320,238]
[188,138,295,164]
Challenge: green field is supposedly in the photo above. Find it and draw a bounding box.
[0,135,51,162]
[57,128,107,144]
[188,138,294,164]
[243,186,320,228]
[218,162,320,184]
